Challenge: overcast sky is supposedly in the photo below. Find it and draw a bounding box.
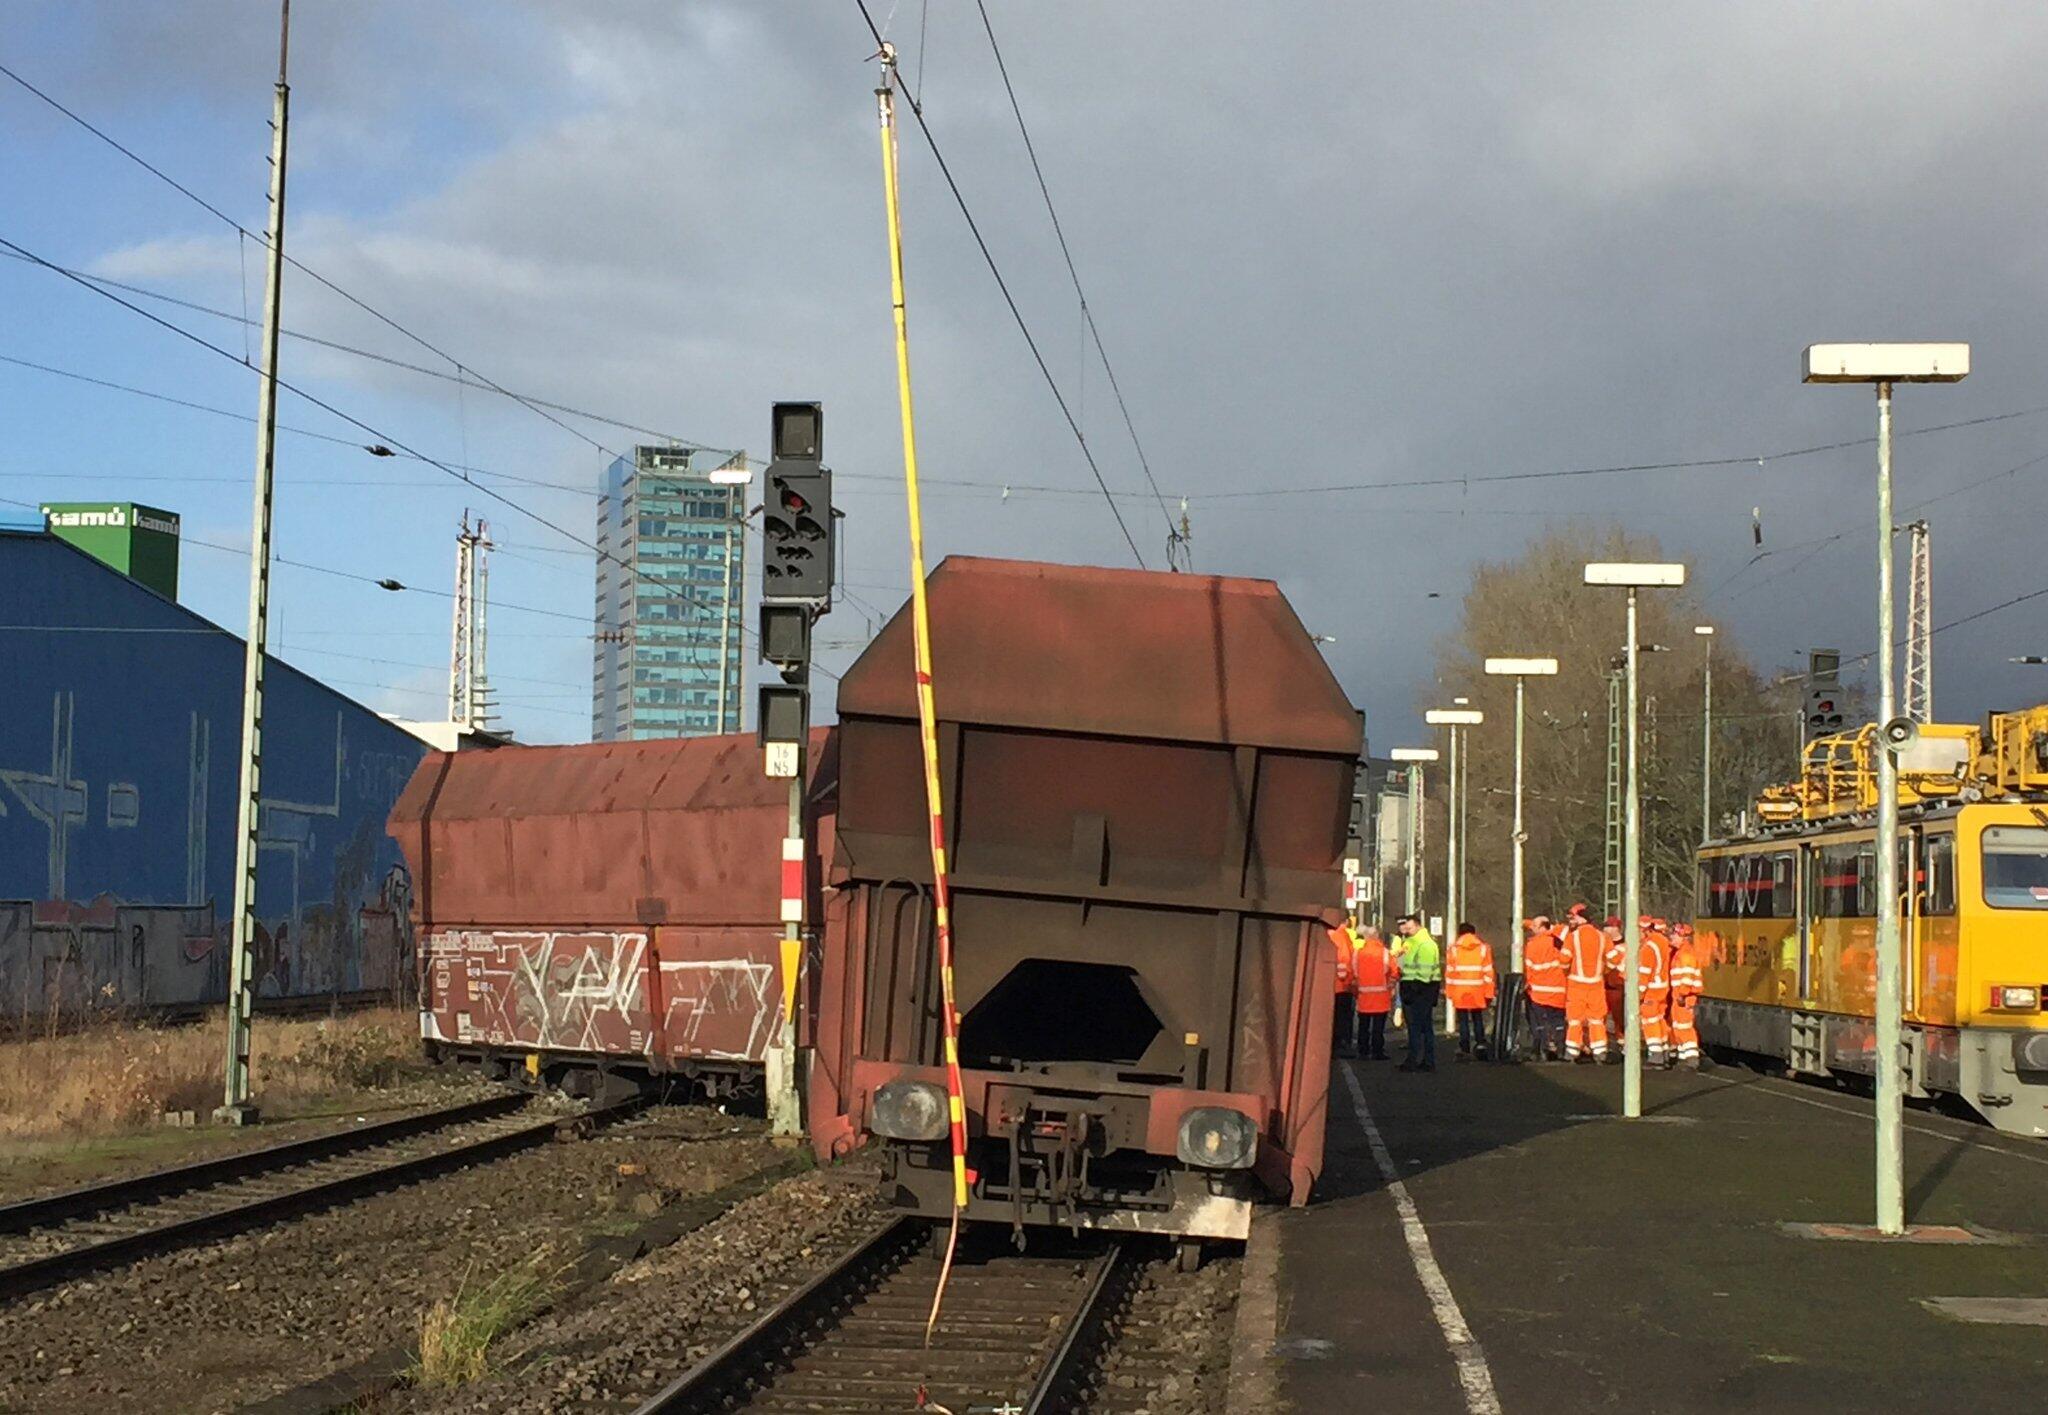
[6,2,2047,746]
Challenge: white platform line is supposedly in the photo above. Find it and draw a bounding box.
[1340,1063,1503,1415]
[1745,1075,2048,1170]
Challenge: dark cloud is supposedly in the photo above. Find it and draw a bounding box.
[15,1,2048,742]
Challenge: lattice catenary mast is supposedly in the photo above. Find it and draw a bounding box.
[449,512,494,730]
[1904,518,1932,723]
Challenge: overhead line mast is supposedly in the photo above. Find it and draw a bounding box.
[219,0,291,1125]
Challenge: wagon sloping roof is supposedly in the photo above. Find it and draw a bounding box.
[388,730,833,928]
[837,557,1359,754]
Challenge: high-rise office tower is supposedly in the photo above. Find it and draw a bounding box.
[592,445,749,740]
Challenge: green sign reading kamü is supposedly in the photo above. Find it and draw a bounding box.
[40,501,182,600]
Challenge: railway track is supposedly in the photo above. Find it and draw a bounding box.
[632,1218,1136,1414]
[0,1090,631,1300]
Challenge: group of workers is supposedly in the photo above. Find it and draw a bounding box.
[1327,904,1705,1073]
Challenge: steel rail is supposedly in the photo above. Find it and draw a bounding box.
[630,1220,1133,1414]
[0,1091,524,1235]
[0,1092,636,1300]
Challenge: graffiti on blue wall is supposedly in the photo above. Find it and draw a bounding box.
[0,531,427,1019]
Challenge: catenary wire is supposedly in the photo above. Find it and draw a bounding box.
[0,234,836,678]
[0,58,729,473]
[855,0,1147,568]
[971,0,1177,551]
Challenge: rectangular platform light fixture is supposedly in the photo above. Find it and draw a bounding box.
[1803,342,1970,384]
[1484,657,1559,676]
[1425,708,1484,726]
[1583,562,1686,588]
[1695,625,1716,636]
[1389,747,1440,762]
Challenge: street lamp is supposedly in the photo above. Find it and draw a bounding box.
[1389,747,1439,916]
[1483,657,1558,968]
[1804,340,1969,1236]
[1485,657,1558,1064]
[1583,561,1686,1119]
[1695,626,1715,845]
[1424,708,1483,945]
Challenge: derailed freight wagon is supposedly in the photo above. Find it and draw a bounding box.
[809,558,1357,1251]
[388,731,834,1098]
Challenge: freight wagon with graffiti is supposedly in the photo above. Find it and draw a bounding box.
[388,730,835,1099]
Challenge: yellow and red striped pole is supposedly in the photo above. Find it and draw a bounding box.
[876,48,969,1344]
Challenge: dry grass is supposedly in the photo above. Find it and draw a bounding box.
[415,1250,562,1388]
[0,1007,419,1140]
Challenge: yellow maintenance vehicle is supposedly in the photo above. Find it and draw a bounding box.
[1696,704,2048,1134]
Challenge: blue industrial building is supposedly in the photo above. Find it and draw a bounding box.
[0,528,427,1019]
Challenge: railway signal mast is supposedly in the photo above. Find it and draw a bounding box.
[758,399,834,1140]
[1803,341,1969,1236]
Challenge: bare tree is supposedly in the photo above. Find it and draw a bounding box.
[1414,524,1833,938]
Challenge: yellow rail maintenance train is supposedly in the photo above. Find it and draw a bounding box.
[1696,703,2048,1136]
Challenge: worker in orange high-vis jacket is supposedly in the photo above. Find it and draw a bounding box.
[1521,915,1568,1061]
[1561,904,1610,1062]
[1667,922,1704,1069]
[1326,911,1360,1059]
[1444,922,1497,1061]
[1601,915,1626,1063]
[1637,916,1672,1066]
[1353,924,1398,1061]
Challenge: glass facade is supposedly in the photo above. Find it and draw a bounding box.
[592,446,748,740]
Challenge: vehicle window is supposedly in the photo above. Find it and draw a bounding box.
[1904,833,1956,916]
[1818,843,1869,918]
[1772,853,1795,917]
[1982,826,2048,910]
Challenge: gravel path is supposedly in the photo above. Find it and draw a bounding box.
[393,1164,884,1414]
[1090,1251,1242,1415]
[0,1106,782,1415]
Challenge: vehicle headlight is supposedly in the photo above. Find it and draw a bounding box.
[2013,1033,2048,1073]
[870,1079,949,1141]
[1992,986,2041,1011]
[1176,1107,1258,1170]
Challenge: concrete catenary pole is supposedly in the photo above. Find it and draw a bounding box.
[1872,379,1904,1232]
[1623,588,1644,1120]
[1696,625,1715,845]
[1510,676,1526,973]
[220,0,291,1124]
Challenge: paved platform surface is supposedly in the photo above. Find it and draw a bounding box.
[1252,1056,2048,1412]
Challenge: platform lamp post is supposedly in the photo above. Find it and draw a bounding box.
[1425,707,1483,1032]
[1582,563,1686,1119]
[1804,341,1970,1235]
[1389,747,1440,918]
[1484,657,1558,1056]
[1695,626,1715,845]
